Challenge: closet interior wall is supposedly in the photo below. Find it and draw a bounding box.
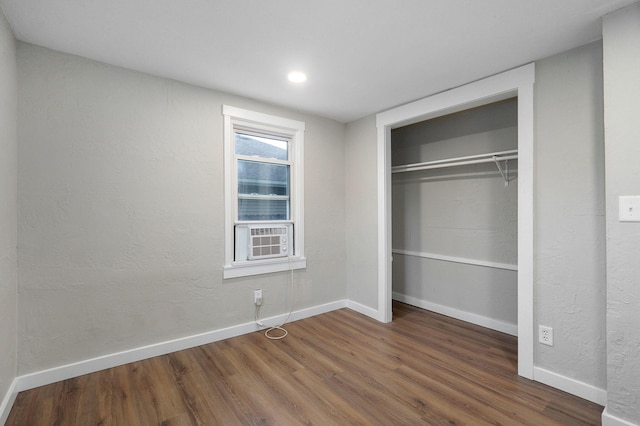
[391,98,518,333]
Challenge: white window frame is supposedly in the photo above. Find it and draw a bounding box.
[223,105,306,279]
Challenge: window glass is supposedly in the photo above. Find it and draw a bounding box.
[235,133,288,161]
[237,160,289,196]
[238,199,289,221]
[237,160,290,221]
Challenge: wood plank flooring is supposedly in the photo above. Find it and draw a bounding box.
[7,302,604,425]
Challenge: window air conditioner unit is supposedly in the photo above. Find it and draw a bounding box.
[235,224,292,261]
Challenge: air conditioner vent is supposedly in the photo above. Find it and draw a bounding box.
[235,224,292,261]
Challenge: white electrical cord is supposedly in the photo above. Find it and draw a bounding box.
[254,256,295,340]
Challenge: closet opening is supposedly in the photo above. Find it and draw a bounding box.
[375,63,535,378]
[390,98,518,337]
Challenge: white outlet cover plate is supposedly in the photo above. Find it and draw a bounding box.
[619,196,640,222]
[539,325,553,346]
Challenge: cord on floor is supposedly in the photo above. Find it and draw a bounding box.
[254,256,295,340]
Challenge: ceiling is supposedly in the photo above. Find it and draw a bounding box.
[0,0,636,123]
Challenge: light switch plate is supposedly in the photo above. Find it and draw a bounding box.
[619,196,640,222]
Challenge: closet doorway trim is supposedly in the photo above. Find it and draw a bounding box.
[375,63,535,379]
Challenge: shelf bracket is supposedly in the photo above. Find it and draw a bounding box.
[493,156,510,186]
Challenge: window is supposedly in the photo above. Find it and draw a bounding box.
[223,105,306,278]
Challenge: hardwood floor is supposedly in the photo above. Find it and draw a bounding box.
[7,302,603,425]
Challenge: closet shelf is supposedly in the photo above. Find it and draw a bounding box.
[392,149,518,186]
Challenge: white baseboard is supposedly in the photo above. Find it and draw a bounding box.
[392,292,518,336]
[0,378,18,425]
[533,366,607,406]
[346,299,381,320]
[602,406,639,426]
[16,300,347,393]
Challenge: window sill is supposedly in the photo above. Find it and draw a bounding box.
[223,257,307,279]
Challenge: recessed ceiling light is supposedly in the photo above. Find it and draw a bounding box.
[287,71,307,84]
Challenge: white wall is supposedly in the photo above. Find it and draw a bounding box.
[0,6,18,420]
[534,42,607,390]
[391,100,518,329]
[17,42,346,374]
[603,3,640,424]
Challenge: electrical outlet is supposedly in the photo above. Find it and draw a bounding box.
[254,289,263,306]
[539,325,553,346]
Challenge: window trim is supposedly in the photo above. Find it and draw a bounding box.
[222,105,306,279]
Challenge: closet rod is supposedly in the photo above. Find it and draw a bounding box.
[392,149,518,174]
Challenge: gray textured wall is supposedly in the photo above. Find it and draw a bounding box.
[17,43,346,374]
[0,7,17,411]
[391,100,518,327]
[603,3,640,424]
[534,42,607,390]
[344,115,379,308]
